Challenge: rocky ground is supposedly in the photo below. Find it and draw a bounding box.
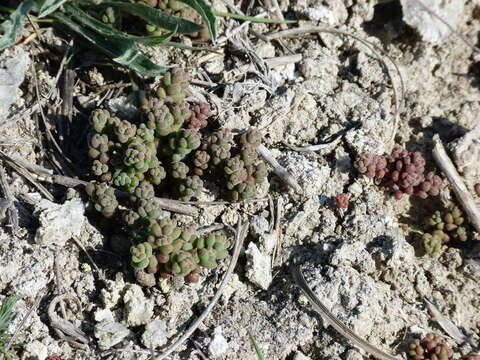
[1,0,480,359]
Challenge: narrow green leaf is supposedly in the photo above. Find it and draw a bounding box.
[64,2,176,45]
[248,332,264,360]
[214,10,296,24]
[52,12,168,77]
[0,0,35,51]
[99,2,202,34]
[161,41,219,52]
[38,0,68,18]
[178,0,216,40]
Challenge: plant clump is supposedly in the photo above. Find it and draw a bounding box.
[354,146,442,200]
[85,69,268,285]
[422,205,470,255]
[408,333,453,360]
[334,193,349,216]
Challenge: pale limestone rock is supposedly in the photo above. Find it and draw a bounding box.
[142,319,168,349]
[245,242,272,290]
[123,284,154,326]
[34,198,85,246]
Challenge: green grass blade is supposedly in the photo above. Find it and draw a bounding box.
[38,0,68,18]
[52,12,168,77]
[160,41,219,53]
[0,296,19,358]
[99,1,202,34]
[178,0,216,40]
[63,2,176,45]
[248,332,264,360]
[214,10,296,24]
[0,0,36,51]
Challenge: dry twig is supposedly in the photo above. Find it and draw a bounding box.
[0,166,18,233]
[256,144,302,194]
[265,26,405,143]
[4,292,44,356]
[291,264,399,360]
[48,294,89,349]
[432,134,480,233]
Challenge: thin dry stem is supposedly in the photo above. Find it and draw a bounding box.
[432,134,480,234]
[291,264,399,360]
[0,166,18,233]
[411,0,480,54]
[4,292,44,356]
[256,144,302,194]
[154,218,249,359]
[265,26,405,144]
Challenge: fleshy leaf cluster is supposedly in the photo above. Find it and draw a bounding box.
[354,146,442,200]
[422,205,470,255]
[408,333,453,360]
[85,69,269,286]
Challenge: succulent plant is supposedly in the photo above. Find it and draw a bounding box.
[178,175,203,201]
[86,183,118,218]
[205,129,233,166]
[137,199,163,224]
[131,242,158,273]
[88,134,111,161]
[85,68,270,287]
[186,102,211,129]
[112,168,140,193]
[165,129,201,162]
[147,165,166,185]
[408,333,453,360]
[167,251,199,277]
[156,68,189,103]
[90,109,110,133]
[192,150,210,176]
[354,146,442,200]
[171,161,189,180]
[225,156,247,189]
[132,181,155,202]
[423,205,470,252]
[240,129,262,148]
[422,231,445,256]
[460,354,480,360]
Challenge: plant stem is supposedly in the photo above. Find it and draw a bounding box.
[213,10,295,24]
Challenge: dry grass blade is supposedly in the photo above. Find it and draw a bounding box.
[291,264,399,360]
[265,26,405,143]
[410,0,480,54]
[424,299,471,345]
[154,218,249,360]
[0,150,54,201]
[3,292,43,357]
[432,134,480,233]
[0,166,18,234]
[256,144,302,194]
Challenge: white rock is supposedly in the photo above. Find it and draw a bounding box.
[123,284,154,326]
[208,326,229,357]
[221,273,247,304]
[245,242,272,290]
[0,47,30,122]
[259,232,277,255]
[101,273,126,309]
[95,320,130,350]
[94,308,115,323]
[34,198,85,246]
[294,351,312,360]
[108,95,137,120]
[298,0,347,26]
[142,319,168,349]
[400,0,464,44]
[23,340,48,360]
[250,215,269,238]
